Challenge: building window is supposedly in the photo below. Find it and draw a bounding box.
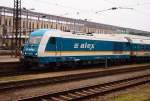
[5,19,7,26]
[41,23,43,28]
[32,22,34,29]
[9,19,11,26]
[0,16,1,25]
[37,23,39,29]
[44,24,46,28]
[29,22,32,30]
[47,24,48,28]
[50,24,52,28]
[23,21,25,28]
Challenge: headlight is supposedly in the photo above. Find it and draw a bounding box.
[35,53,38,56]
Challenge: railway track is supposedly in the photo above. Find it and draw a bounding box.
[18,74,150,101]
[0,62,148,77]
[0,62,127,77]
[0,66,149,101]
[0,64,149,91]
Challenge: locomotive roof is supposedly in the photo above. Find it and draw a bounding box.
[34,29,150,44]
[30,29,55,36]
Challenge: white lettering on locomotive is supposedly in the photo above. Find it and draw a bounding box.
[74,42,95,50]
[74,43,79,48]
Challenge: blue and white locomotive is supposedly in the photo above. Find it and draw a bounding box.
[21,29,150,67]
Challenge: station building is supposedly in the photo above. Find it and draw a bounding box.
[0,6,149,49]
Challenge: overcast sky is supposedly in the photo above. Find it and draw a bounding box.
[0,0,150,32]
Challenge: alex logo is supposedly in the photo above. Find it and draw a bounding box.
[26,48,35,51]
[74,42,95,50]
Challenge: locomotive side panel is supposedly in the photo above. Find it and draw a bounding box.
[42,37,130,63]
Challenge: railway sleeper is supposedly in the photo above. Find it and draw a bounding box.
[58,95,73,100]
[74,92,88,96]
[88,89,100,93]
[81,90,94,95]
[67,93,81,98]
[50,97,65,101]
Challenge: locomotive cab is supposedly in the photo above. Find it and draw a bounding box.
[20,29,46,67]
[23,35,42,57]
[20,29,60,68]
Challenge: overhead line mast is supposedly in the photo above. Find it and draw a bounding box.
[13,0,21,57]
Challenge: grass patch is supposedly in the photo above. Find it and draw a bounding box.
[108,85,150,101]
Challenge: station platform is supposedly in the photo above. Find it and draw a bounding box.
[0,55,20,73]
[0,49,12,55]
[0,55,19,63]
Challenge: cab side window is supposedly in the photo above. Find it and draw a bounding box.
[50,37,56,44]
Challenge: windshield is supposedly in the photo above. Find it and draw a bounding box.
[29,36,42,44]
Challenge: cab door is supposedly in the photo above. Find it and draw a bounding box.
[125,37,133,56]
[46,37,57,56]
[55,37,62,57]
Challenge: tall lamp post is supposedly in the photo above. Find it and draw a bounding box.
[84,19,92,33]
[96,7,133,13]
[23,7,35,42]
